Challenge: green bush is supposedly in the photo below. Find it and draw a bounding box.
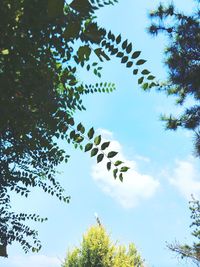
[63,224,144,267]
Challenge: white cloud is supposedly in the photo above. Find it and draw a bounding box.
[3,254,61,267]
[134,155,151,163]
[169,156,200,199]
[91,129,159,208]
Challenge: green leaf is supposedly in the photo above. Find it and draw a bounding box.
[108,151,118,158]
[120,166,130,172]
[138,77,144,84]
[85,143,93,152]
[122,39,128,50]
[101,141,110,150]
[142,83,149,90]
[116,34,121,44]
[94,48,103,61]
[147,75,155,80]
[114,160,123,166]
[107,162,111,171]
[108,31,113,40]
[149,82,157,88]
[70,130,76,139]
[119,173,123,182]
[126,61,133,68]
[91,148,98,157]
[126,43,132,53]
[94,135,101,145]
[121,56,128,63]
[110,47,118,55]
[107,31,115,42]
[77,45,91,62]
[141,69,150,75]
[75,135,84,143]
[113,168,118,179]
[100,50,110,61]
[131,51,141,59]
[87,127,94,139]
[94,48,110,61]
[77,123,85,133]
[136,59,146,65]
[116,52,124,58]
[133,69,138,75]
[97,153,104,163]
[67,117,75,126]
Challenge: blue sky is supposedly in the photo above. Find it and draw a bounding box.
[1,1,199,267]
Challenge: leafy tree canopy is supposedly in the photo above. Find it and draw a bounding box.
[148,0,200,156]
[0,0,155,255]
[62,223,144,267]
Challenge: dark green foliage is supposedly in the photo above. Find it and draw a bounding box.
[0,0,154,254]
[107,162,111,171]
[108,151,118,158]
[97,153,104,163]
[85,143,93,152]
[101,141,110,150]
[91,148,99,157]
[113,168,118,179]
[168,197,200,266]
[148,0,200,156]
[101,31,155,87]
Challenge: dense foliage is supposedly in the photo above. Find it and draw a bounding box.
[63,224,144,267]
[0,0,155,255]
[168,197,200,266]
[148,0,200,156]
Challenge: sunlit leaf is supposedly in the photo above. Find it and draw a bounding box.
[114,160,123,166]
[94,135,101,145]
[120,166,130,172]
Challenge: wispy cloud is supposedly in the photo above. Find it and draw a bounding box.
[91,129,159,208]
[168,156,200,199]
[2,254,61,267]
